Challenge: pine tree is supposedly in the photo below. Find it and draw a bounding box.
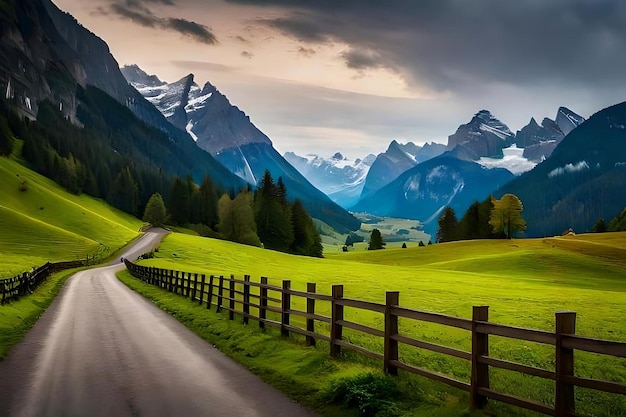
[368,228,385,250]
[198,175,219,228]
[143,192,167,227]
[108,167,139,215]
[169,177,191,225]
[254,170,293,251]
[591,218,607,233]
[290,199,323,257]
[436,207,458,243]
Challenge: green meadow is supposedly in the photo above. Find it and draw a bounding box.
[136,231,626,416]
[0,155,142,277]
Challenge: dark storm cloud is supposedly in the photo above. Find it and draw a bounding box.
[226,0,626,92]
[102,0,217,44]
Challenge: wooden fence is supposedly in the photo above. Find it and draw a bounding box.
[124,260,626,417]
[0,259,91,304]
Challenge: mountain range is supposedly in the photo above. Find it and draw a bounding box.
[122,66,360,233]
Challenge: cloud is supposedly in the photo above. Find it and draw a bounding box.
[296,46,316,57]
[225,0,626,94]
[241,50,254,59]
[103,1,218,44]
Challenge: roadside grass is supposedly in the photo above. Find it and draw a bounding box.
[0,156,142,276]
[0,268,80,359]
[135,231,626,416]
[117,270,485,417]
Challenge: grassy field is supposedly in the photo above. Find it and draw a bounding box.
[135,231,626,416]
[0,155,142,276]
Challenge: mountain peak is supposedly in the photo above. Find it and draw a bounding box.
[556,106,585,135]
[332,152,344,160]
[121,64,165,87]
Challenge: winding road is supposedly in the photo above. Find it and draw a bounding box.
[0,230,317,417]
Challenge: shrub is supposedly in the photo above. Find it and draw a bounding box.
[326,373,400,417]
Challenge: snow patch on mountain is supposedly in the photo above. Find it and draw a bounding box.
[478,145,537,175]
[548,161,589,178]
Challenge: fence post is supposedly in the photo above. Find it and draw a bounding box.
[207,275,214,310]
[471,306,490,410]
[555,311,576,416]
[243,275,250,325]
[306,283,316,346]
[175,271,181,294]
[183,272,191,298]
[384,291,400,375]
[281,280,291,337]
[229,275,236,320]
[217,275,224,312]
[191,273,198,301]
[330,284,344,357]
[199,274,206,305]
[259,277,268,330]
[168,270,174,292]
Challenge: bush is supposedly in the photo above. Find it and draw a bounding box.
[326,373,400,417]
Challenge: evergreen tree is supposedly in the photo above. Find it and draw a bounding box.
[608,208,626,231]
[368,228,385,250]
[143,192,167,227]
[254,170,294,251]
[436,207,458,243]
[290,199,323,257]
[591,218,607,233]
[490,194,526,239]
[169,177,191,225]
[108,167,139,215]
[198,175,219,229]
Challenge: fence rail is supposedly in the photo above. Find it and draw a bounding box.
[0,259,93,304]
[124,260,626,417]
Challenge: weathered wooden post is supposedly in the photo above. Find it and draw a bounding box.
[217,275,224,312]
[306,283,316,346]
[191,273,198,301]
[281,280,291,337]
[199,274,206,305]
[555,311,576,416]
[471,306,490,409]
[229,275,236,320]
[259,277,268,330]
[243,275,250,325]
[207,275,215,310]
[185,272,191,297]
[384,291,400,375]
[330,284,344,357]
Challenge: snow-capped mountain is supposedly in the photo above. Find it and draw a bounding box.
[515,107,585,162]
[351,153,515,235]
[283,151,375,208]
[447,110,514,159]
[360,140,447,199]
[123,65,360,233]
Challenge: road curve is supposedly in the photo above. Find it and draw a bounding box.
[0,231,317,417]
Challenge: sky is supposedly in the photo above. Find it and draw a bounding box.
[54,0,626,159]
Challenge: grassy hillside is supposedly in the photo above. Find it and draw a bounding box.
[136,231,626,415]
[0,155,142,276]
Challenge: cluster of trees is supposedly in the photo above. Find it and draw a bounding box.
[1,94,322,257]
[592,207,626,233]
[437,194,526,243]
[143,171,323,257]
